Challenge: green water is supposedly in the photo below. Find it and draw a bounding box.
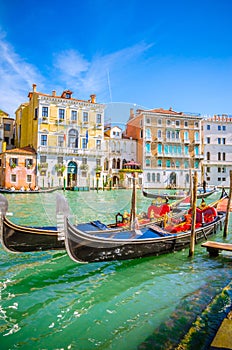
[0,190,232,349]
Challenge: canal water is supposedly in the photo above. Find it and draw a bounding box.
[0,189,232,350]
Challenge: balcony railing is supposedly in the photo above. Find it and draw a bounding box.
[37,146,105,156]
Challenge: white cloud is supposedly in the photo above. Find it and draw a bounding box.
[52,42,153,102]
[0,33,44,117]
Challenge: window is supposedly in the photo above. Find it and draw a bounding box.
[218,138,221,144]
[194,161,199,168]
[157,173,161,182]
[222,125,226,131]
[147,173,151,182]
[184,160,189,169]
[166,160,171,168]
[25,158,33,168]
[207,152,210,160]
[146,128,151,139]
[82,138,88,149]
[11,174,16,182]
[145,158,151,167]
[176,160,180,168]
[207,125,210,130]
[222,138,226,144]
[184,121,188,127]
[59,109,65,120]
[58,135,64,147]
[96,158,101,167]
[4,124,10,131]
[223,152,226,161]
[96,114,102,124]
[57,156,63,164]
[152,173,155,182]
[166,120,171,126]
[27,175,32,183]
[83,112,88,123]
[218,167,221,173]
[68,129,78,148]
[194,145,199,155]
[140,129,143,138]
[157,159,162,167]
[194,122,199,128]
[42,106,48,117]
[222,167,226,173]
[146,118,151,124]
[184,131,189,141]
[218,125,221,131]
[166,130,170,139]
[157,144,162,154]
[176,120,180,127]
[10,158,18,167]
[145,143,151,153]
[195,132,199,142]
[157,119,162,125]
[218,152,221,161]
[71,110,77,121]
[218,177,221,182]
[96,140,101,150]
[41,135,47,146]
[40,155,46,163]
[157,130,162,139]
[34,108,38,120]
[207,137,210,144]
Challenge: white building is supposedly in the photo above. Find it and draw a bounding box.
[202,114,232,187]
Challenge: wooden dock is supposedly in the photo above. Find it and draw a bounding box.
[201,241,232,257]
[210,311,232,349]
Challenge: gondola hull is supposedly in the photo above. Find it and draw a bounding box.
[1,216,64,253]
[64,212,226,264]
[142,188,216,200]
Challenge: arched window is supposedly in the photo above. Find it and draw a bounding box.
[104,158,109,171]
[112,158,116,169]
[152,173,155,182]
[147,173,151,182]
[68,129,78,148]
[117,158,120,169]
[157,173,160,182]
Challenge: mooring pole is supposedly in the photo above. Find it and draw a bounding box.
[189,168,193,206]
[189,171,198,257]
[223,170,232,238]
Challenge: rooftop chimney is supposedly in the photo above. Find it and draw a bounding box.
[52,90,56,97]
[90,94,96,103]
[32,84,37,92]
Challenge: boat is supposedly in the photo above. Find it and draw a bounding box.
[142,187,217,200]
[0,186,61,194]
[63,195,227,264]
[0,190,185,253]
[0,194,66,253]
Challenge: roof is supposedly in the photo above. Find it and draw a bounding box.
[3,146,36,155]
[145,107,183,115]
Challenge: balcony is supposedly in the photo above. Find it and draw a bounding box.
[37,145,105,157]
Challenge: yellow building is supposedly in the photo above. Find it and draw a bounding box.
[126,107,204,189]
[15,84,105,188]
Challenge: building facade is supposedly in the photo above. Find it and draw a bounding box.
[15,84,105,188]
[126,107,203,188]
[202,114,232,187]
[103,125,139,187]
[0,146,36,190]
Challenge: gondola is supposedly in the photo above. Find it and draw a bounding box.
[63,195,227,264]
[142,187,217,200]
[0,191,185,253]
[0,186,61,194]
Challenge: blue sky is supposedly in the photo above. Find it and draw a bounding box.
[0,0,232,123]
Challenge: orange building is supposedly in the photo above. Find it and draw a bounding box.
[0,146,37,190]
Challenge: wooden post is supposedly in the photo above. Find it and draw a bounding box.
[189,171,198,257]
[223,170,232,237]
[130,172,136,229]
[189,168,193,206]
